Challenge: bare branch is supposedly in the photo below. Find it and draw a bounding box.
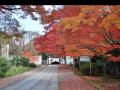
[0,6,21,11]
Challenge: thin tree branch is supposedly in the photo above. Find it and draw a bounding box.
[0,6,21,11]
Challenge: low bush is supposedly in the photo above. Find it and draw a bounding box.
[80,63,98,75]
[20,57,29,67]
[0,57,11,78]
[10,56,21,66]
[28,63,37,68]
[10,56,37,68]
[10,56,30,67]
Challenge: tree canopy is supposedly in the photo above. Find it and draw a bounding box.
[0,5,120,62]
[33,5,120,62]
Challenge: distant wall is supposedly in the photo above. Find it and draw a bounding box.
[42,60,47,65]
[80,56,90,62]
[66,56,74,65]
[34,55,42,65]
[60,58,65,64]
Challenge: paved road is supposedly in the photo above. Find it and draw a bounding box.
[3,65,59,90]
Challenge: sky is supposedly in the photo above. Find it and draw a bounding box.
[11,5,63,44]
[12,5,62,36]
[17,17,45,35]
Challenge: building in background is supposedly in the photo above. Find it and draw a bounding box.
[1,44,9,59]
[32,55,42,65]
[47,56,65,64]
[66,56,74,65]
[80,56,90,62]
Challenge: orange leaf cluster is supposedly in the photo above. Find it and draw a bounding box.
[34,5,120,62]
[24,51,38,62]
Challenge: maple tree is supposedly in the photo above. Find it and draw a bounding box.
[1,5,119,62]
[33,5,120,62]
[24,51,38,63]
[0,5,120,78]
[34,24,66,57]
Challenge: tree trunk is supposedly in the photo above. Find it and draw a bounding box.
[90,60,92,76]
[116,62,120,78]
[78,59,81,70]
[73,57,75,68]
[0,46,1,56]
[103,62,107,79]
[64,56,66,64]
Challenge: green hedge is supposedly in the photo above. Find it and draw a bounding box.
[80,63,100,75]
[10,56,29,67]
[10,56,38,68]
[20,57,29,67]
[28,63,37,68]
[0,57,11,78]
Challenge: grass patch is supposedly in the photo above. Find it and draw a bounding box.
[5,66,32,77]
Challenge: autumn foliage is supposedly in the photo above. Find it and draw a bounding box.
[24,51,38,62]
[34,5,120,62]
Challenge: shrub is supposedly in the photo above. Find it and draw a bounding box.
[0,57,11,78]
[10,56,30,67]
[20,57,29,67]
[80,63,98,75]
[28,63,37,68]
[10,56,21,66]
